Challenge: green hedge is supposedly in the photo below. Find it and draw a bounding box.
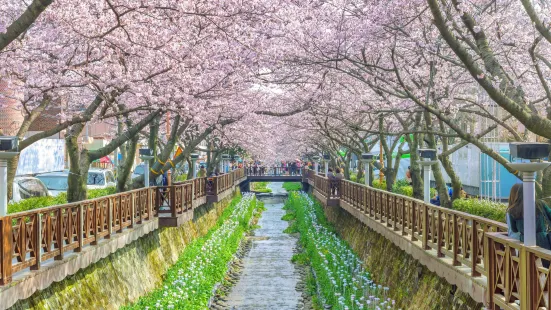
[251,181,272,193]
[452,198,507,223]
[8,187,117,214]
[282,182,302,191]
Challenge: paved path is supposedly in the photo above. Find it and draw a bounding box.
[225,183,301,309]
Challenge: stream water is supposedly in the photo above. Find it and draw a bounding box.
[225,183,302,309]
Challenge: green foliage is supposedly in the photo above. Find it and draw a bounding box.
[8,187,116,214]
[251,181,272,193]
[281,212,296,221]
[291,252,309,265]
[282,182,302,191]
[124,194,259,309]
[285,192,392,308]
[372,179,387,190]
[87,187,117,199]
[174,173,188,182]
[452,198,507,223]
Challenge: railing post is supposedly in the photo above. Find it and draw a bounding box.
[519,247,529,310]
[91,202,99,246]
[471,219,481,277]
[130,193,135,228]
[485,236,495,310]
[437,209,444,258]
[107,199,113,237]
[422,204,429,250]
[452,213,460,266]
[77,204,84,252]
[56,207,65,259]
[170,186,177,217]
[31,213,42,270]
[0,216,13,285]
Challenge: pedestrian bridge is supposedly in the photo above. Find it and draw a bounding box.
[0,167,546,309]
[245,166,303,182]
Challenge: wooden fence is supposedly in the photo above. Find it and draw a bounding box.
[307,169,549,310]
[0,168,245,285]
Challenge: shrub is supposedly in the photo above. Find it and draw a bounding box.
[283,182,302,191]
[251,181,272,193]
[372,179,387,190]
[174,173,188,182]
[8,187,116,214]
[452,198,507,223]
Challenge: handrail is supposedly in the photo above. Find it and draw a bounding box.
[306,168,551,309]
[0,168,246,286]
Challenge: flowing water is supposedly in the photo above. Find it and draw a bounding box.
[225,183,301,309]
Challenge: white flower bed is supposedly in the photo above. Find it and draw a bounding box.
[125,193,256,310]
[294,192,397,310]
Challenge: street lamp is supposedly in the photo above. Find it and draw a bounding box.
[139,148,154,188]
[509,142,551,247]
[361,153,374,186]
[417,149,438,203]
[323,153,331,176]
[221,154,230,173]
[312,155,320,175]
[190,153,199,178]
[0,136,19,216]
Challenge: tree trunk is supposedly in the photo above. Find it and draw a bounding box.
[116,136,138,192]
[66,135,88,202]
[424,111,451,208]
[356,158,364,182]
[439,120,462,202]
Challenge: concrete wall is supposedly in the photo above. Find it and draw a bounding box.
[8,190,239,310]
[320,202,484,310]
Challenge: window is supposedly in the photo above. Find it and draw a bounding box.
[87,172,105,185]
[36,175,68,191]
[17,178,49,199]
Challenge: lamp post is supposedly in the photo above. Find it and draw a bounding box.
[323,153,331,176]
[190,153,199,178]
[234,155,241,170]
[221,154,230,173]
[139,148,154,188]
[417,149,438,203]
[361,153,374,186]
[0,137,19,216]
[312,155,320,175]
[509,142,551,247]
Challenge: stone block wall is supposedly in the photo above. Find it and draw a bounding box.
[321,204,484,310]
[9,191,238,310]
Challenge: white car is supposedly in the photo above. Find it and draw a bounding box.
[37,169,116,197]
[12,176,50,203]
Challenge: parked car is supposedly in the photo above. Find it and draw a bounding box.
[37,169,116,197]
[11,176,50,203]
[131,163,145,180]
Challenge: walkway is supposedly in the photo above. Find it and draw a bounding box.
[225,183,302,309]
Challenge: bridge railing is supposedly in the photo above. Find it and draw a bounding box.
[0,186,156,285]
[306,169,551,309]
[246,165,303,176]
[0,168,246,286]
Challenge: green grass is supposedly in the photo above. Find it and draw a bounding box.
[452,198,507,223]
[123,193,259,309]
[251,181,272,193]
[282,182,302,191]
[285,192,393,309]
[8,187,116,214]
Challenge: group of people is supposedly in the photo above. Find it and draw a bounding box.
[246,160,303,176]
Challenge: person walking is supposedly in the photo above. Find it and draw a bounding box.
[406,166,412,185]
[197,165,207,178]
[506,183,551,251]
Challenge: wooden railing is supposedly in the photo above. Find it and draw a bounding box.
[0,168,245,286]
[246,165,303,176]
[307,169,551,309]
